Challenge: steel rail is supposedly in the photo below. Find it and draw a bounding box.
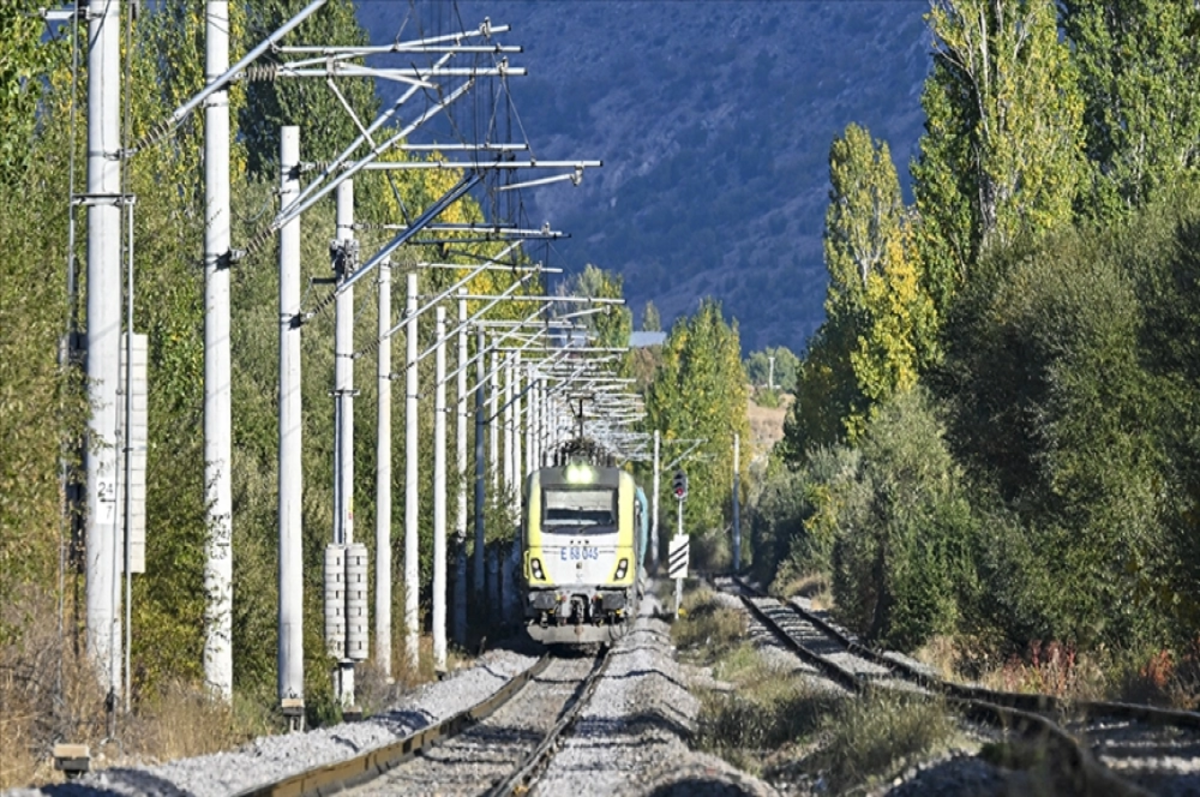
[485,647,613,796]
[235,654,553,797]
[729,578,1154,796]
[734,576,1200,728]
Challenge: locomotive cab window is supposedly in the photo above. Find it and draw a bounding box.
[542,489,616,533]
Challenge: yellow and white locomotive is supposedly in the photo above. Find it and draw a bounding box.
[521,458,647,644]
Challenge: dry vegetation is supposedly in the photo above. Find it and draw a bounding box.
[0,591,456,789]
[0,594,274,788]
[672,587,961,793]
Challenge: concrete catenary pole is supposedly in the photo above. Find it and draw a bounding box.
[732,432,741,572]
[404,272,419,668]
[651,430,660,571]
[203,0,234,703]
[524,364,534,480]
[333,180,356,702]
[375,259,392,679]
[503,354,515,502]
[85,0,122,696]
[433,307,447,672]
[513,351,523,488]
[454,291,468,642]
[489,349,500,493]
[278,127,304,714]
[474,331,486,602]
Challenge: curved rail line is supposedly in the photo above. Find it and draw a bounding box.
[728,577,1171,797]
[237,646,612,797]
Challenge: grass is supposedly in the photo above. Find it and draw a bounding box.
[802,691,957,792]
[770,571,833,610]
[671,588,746,655]
[675,585,961,793]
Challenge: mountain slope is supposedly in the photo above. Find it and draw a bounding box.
[356,0,932,352]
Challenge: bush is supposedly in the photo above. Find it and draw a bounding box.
[829,389,973,650]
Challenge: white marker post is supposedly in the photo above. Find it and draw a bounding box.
[668,529,689,620]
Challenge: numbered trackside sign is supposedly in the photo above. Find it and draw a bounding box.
[668,534,689,579]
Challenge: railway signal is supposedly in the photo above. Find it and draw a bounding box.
[671,469,688,500]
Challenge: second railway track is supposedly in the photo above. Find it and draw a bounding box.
[720,575,1200,796]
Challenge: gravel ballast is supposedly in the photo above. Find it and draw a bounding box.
[531,592,779,797]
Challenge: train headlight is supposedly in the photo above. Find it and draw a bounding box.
[614,558,628,580]
[565,463,595,485]
[531,557,545,581]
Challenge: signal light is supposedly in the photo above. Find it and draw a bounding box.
[671,469,688,500]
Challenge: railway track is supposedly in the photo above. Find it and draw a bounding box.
[723,576,1200,796]
[239,647,610,797]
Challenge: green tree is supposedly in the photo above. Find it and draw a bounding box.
[825,123,904,308]
[645,300,750,544]
[563,264,632,354]
[1063,0,1200,215]
[745,346,799,392]
[240,0,379,176]
[641,300,661,332]
[785,125,937,457]
[0,1,61,186]
[913,0,1085,312]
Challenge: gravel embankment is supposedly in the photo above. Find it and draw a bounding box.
[531,591,779,797]
[6,647,540,797]
[343,652,600,796]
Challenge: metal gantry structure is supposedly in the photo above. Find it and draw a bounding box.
[72,0,644,726]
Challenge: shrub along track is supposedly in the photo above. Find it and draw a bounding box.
[240,648,610,797]
[724,576,1200,796]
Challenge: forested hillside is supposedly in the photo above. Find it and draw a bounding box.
[357,0,931,352]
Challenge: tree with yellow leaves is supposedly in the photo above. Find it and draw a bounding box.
[786,124,938,459]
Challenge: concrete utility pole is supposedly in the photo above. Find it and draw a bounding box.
[332,180,357,704]
[503,353,515,502]
[513,351,523,491]
[278,127,305,724]
[404,272,419,668]
[454,291,468,643]
[474,331,486,603]
[375,258,392,680]
[85,0,122,697]
[433,307,448,673]
[732,433,741,572]
[203,0,234,703]
[489,348,500,493]
[524,364,534,481]
[651,430,660,571]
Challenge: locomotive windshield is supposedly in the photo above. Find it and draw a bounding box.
[542,488,617,533]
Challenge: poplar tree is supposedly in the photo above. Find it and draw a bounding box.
[240,0,379,175]
[0,1,58,186]
[641,301,661,332]
[645,300,750,534]
[913,0,1085,311]
[786,125,937,457]
[1063,0,1200,215]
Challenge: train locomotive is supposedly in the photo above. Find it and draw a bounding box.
[520,456,647,645]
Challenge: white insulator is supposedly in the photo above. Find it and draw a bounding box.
[345,543,369,661]
[324,544,346,659]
